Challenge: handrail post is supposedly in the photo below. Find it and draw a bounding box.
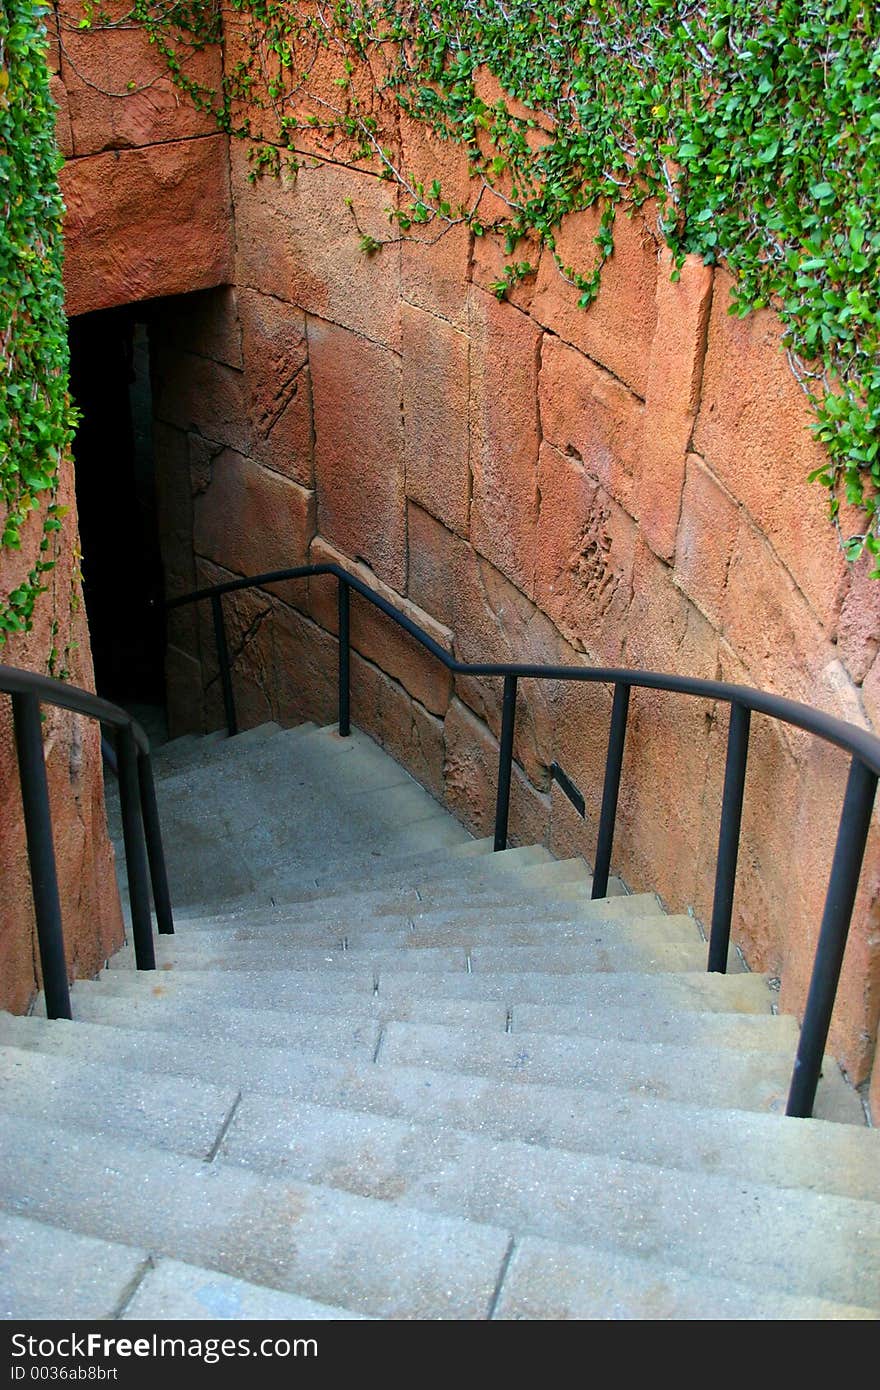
[137,750,174,935]
[11,692,72,1020]
[707,701,751,973]
[211,592,237,736]
[592,682,630,899]
[338,578,351,737]
[117,726,156,970]
[494,674,517,851]
[786,757,877,1118]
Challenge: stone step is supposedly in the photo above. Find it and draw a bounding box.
[100,961,770,1011]
[0,1113,510,1319]
[0,1007,841,1121]
[492,1236,876,1320]
[150,720,295,776]
[130,911,701,954]
[51,982,798,1057]
[211,1090,880,1307]
[120,1256,371,1320]
[86,960,775,1021]
[376,1019,862,1123]
[108,933,733,976]
[166,850,617,928]
[0,1045,236,1159]
[2,1017,876,1202]
[0,1210,149,1321]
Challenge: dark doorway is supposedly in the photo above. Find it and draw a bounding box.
[68,306,166,709]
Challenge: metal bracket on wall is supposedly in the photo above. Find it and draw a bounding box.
[550,761,585,819]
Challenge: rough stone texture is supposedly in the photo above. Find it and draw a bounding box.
[531,204,660,397]
[237,290,312,487]
[468,289,542,596]
[308,538,452,718]
[58,7,221,156]
[0,455,123,1015]
[309,318,406,591]
[62,136,234,317]
[193,448,316,578]
[638,251,715,560]
[351,654,447,805]
[673,454,740,631]
[534,444,637,664]
[693,268,849,628]
[399,118,473,331]
[232,144,401,352]
[444,697,551,847]
[402,304,470,537]
[538,335,643,519]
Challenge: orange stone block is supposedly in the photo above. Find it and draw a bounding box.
[351,652,447,805]
[443,698,550,846]
[238,290,312,488]
[59,24,220,155]
[674,454,739,631]
[232,144,401,352]
[538,335,643,518]
[193,448,316,577]
[638,251,714,561]
[531,203,659,397]
[309,320,406,591]
[534,443,638,664]
[468,288,542,597]
[402,304,470,538]
[400,118,474,331]
[62,136,233,317]
[693,269,848,628]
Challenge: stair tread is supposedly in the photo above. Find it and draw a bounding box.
[0,1108,876,1312]
[0,1009,855,1123]
[1,1027,877,1203]
[0,1113,510,1320]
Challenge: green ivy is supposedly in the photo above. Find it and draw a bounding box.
[72,1,880,570]
[0,0,77,644]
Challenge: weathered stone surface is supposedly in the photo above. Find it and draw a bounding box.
[468,289,541,596]
[59,18,220,155]
[407,504,467,629]
[721,511,831,709]
[0,455,123,1014]
[693,268,848,628]
[538,335,643,518]
[193,448,316,577]
[309,319,406,591]
[308,538,452,718]
[151,350,247,455]
[165,645,206,737]
[638,251,715,560]
[531,204,659,397]
[238,290,312,487]
[402,304,470,537]
[159,287,243,370]
[62,137,233,318]
[534,444,637,663]
[351,653,447,804]
[443,697,550,846]
[195,558,277,733]
[673,454,739,631]
[271,602,338,731]
[399,118,473,330]
[233,144,400,351]
[837,554,880,685]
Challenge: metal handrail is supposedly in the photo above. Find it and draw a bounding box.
[171,561,880,1119]
[1,664,174,1019]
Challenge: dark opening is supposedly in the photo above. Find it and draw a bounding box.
[68,306,166,712]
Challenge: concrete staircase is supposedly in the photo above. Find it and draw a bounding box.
[2,720,879,1320]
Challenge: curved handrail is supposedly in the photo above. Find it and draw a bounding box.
[1,662,174,1020]
[169,562,880,774]
[170,561,880,1120]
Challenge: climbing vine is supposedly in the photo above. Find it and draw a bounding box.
[0,0,76,647]
[54,1,880,573]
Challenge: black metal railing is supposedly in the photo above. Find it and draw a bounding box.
[170,561,880,1120]
[1,665,174,1019]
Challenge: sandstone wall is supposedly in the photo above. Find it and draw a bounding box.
[147,119,880,1114]
[0,451,123,1013]
[19,11,879,1113]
